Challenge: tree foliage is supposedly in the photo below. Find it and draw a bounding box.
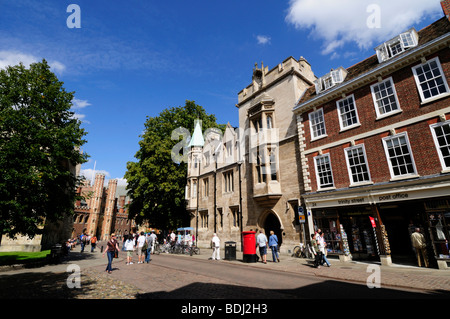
[125,100,224,230]
[0,60,88,238]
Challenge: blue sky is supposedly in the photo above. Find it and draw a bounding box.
[0,0,444,186]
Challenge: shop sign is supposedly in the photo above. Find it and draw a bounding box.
[376,193,409,202]
[298,207,305,224]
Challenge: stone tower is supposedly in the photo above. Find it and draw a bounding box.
[87,173,105,236]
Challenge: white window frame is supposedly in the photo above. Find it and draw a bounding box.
[370,77,402,119]
[375,28,418,63]
[309,108,327,140]
[314,153,335,190]
[344,144,372,186]
[412,57,450,103]
[336,94,360,131]
[382,132,418,179]
[430,120,450,172]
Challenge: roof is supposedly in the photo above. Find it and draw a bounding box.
[188,119,205,147]
[296,17,450,108]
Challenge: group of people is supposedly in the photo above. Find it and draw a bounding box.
[123,231,158,265]
[310,229,331,268]
[64,233,98,253]
[210,230,281,264]
[101,231,158,274]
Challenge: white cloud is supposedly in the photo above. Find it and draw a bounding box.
[256,35,271,45]
[71,98,91,124]
[79,169,127,187]
[285,0,442,55]
[0,50,66,74]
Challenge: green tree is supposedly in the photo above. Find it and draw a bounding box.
[0,60,88,238]
[125,100,224,230]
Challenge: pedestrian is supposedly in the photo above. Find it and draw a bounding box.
[150,231,157,253]
[124,234,135,265]
[136,232,146,264]
[269,230,280,262]
[256,230,268,264]
[103,233,119,274]
[310,234,322,268]
[211,233,221,260]
[316,231,331,267]
[90,235,97,252]
[411,228,429,267]
[80,231,87,252]
[145,233,153,263]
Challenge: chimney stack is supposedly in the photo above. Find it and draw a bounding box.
[441,0,450,21]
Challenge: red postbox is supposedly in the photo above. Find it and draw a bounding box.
[242,231,257,263]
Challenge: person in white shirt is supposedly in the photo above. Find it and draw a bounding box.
[256,230,268,264]
[211,233,221,260]
[124,235,135,265]
[137,232,146,264]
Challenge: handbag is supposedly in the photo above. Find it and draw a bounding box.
[114,250,118,258]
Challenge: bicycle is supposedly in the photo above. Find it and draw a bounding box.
[292,243,313,259]
[189,244,200,256]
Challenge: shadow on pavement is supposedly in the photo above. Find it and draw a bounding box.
[135,280,450,299]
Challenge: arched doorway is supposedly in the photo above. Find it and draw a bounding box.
[263,212,283,248]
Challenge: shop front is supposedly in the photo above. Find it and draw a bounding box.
[303,177,450,269]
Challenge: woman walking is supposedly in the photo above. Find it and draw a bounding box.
[103,233,119,274]
[269,231,280,262]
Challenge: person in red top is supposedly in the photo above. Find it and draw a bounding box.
[90,235,97,252]
[103,234,119,274]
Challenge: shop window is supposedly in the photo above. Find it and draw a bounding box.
[370,77,401,119]
[344,144,371,185]
[336,94,360,130]
[412,57,450,102]
[314,153,334,189]
[382,133,417,179]
[427,211,450,259]
[430,121,450,170]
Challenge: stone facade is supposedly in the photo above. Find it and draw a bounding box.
[186,57,316,253]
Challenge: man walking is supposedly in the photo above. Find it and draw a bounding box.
[211,233,221,260]
[411,228,429,267]
[256,230,268,264]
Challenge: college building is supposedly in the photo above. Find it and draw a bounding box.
[73,173,136,241]
[186,1,450,269]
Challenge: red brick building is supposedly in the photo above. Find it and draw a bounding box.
[73,173,135,241]
[294,4,450,269]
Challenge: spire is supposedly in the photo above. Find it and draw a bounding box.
[188,119,205,147]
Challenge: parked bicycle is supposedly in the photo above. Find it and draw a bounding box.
[292,243,313,259]
[189,244,200,256]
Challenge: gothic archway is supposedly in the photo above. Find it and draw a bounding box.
[261,211,283,248]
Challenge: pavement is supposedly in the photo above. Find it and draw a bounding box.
[0,242,449,299]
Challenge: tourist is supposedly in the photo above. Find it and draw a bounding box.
[103,233,119,274]
[269,230,280,262]
[256,230,268,264]
[211,233,221,260]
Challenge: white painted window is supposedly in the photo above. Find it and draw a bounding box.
[314,154,334,189]
[375,28,418,63]
[309,108,326,140]
[337,94,360,130]
[370,77,401,118]
[412,57,450,102]
[382,133,417,178]
[430,121,450,170]
[344,145,371,185]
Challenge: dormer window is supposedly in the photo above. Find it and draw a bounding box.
[375,28,418,63]
[315,67,347,93]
